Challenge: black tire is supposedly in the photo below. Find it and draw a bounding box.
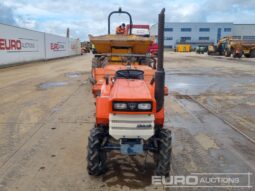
[92,57,98,68]
[250,49,255,58]
[92,49,97,54]
[154,128,172,176]
[88,76,96,85]
[87,127,107,176]
[224,49,231,57]
[232,49,243,58]
[244,54,250,58]
[236,52,243,58]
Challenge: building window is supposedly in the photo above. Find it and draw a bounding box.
[165,37,173,40]
[224,28,231,32]
[181,28,192,32]
[243,36,255,40]
[199,37,210,41]
[180,37,191,42]
[232,36,241,40]
[165,45,173,48]
[199,28,210,32]
[164,28,173,32]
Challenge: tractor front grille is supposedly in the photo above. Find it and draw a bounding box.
[109,114,154,140]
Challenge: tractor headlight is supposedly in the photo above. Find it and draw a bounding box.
[113,101,152,111]
[138,103,152,110]
[113,102,127,110]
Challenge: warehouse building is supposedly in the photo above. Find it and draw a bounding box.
[150,22,255,48]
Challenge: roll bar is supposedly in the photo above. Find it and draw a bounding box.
[108,7,133,35]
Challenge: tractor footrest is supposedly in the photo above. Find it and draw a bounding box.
[120,139,143,155]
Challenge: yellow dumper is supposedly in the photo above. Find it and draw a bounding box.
[208,36,255,58]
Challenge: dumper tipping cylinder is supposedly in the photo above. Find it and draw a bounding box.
[155,8,165,112]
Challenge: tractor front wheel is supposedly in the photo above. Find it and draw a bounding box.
[154,128,172,176]
[87,127,107,176]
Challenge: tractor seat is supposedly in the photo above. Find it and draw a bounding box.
[115,69,144,80]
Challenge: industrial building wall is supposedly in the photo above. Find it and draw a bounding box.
[151,22,255,48]
[0,23,81,67]
[232,24,255,40]
[150,22,234,48]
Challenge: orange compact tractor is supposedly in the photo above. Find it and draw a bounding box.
[87,8,172,176]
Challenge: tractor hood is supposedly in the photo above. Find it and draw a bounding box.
[110,79,152,100]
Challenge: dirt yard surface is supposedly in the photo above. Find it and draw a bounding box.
[0,53,254,191]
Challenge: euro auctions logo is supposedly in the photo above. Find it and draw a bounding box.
[50,42,65,51]
[0,38,22,50]
[152,172,253,188]
[0,37,38,52]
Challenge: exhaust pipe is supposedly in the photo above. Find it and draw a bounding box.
[155,8,165,112]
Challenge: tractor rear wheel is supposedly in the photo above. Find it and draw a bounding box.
[154,128,172,176]
[87,127,107,176]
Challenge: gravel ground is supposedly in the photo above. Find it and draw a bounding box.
[0,52,254,191]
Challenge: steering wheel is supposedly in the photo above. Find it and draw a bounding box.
[116,70,144,79]
[116,70,130,79]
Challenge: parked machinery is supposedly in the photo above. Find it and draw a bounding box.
[87,8,172,176]
[208,36,255,58]
[219,37,243,58]
[241,42,255,58]
[196,45,208,54]
[80,41,91,54]
[176,44,191,52]
[207,44,217,55]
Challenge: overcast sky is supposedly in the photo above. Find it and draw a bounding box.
[1,0,255,40]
